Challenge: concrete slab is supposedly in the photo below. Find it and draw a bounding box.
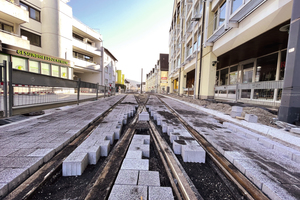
[224,151,249,164]
[149,186,174,200]
[62,152,89,176]
[121,158,149,171]
[74,145,101,165]
[233,159,260,174]
[173,140,186,155]
[126,150,143,159]
[108,185,147,200]
[182,145,206,163]
[132,135,150,144]
[96,140,111,157]
[115,169,139,185]
[169,132,181,143]
[139,112,149,121]
[138,170,160,186]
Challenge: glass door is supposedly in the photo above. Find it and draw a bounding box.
[241,62,254,99]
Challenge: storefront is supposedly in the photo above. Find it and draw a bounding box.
[0,43,71,79]
[214,21,289,107]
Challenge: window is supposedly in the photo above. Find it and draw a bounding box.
[41,63,50,75]
[242,63,253,83]
[12,56,28,71]
[73,51,93,62]
[0,22,13,33]
[73,33,84,41]
[231,0,243,14]
[52,65,59,77]
[194,1,203,16]
[20,2,40,21]
[214,1,226,31]
[280,50,286,80]
[21,29,41,47]
[220,68,228,85]
[29,60,39,73]
[61,67,67,78]
[229,65,238,85]
[256,53,278,82]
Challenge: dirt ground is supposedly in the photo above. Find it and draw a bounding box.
[165,94,278,128]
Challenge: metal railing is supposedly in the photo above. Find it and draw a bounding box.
[0,61,115,117]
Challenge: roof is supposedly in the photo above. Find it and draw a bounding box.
[104,48,118,61]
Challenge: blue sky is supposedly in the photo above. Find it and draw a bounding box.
[68,0,174,82]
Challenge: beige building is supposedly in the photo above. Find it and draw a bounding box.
[146,54,169,93]
[169,0,293,107]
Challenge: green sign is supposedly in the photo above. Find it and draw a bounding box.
[16,50,68,65]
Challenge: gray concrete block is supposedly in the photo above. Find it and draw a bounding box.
[169,132,180,143]
[230,111,242,118]
[232,106,243,112]
[167,126,174,136]
[157,117,162,125]
[245,169,271,190]
[74,145,101,165]
[182,145,206,163]
[273,144,294,159]
[113,128,121,140]
[126,150,143,159]
[290,128,300,134]
[245,114,258,123]
[128,144,150,158]
[138,171,160,186]
[121,158,149,170]
[0,168,29,192]
[96,140,111,157]
[0,183,8,199]
[233,159,260,174]
[115,169,139,185]
[108,185,147,200]
[162,123,167,133]
[133,135,150,144]
[224,151,249,164]
[173,140,186,155]
[149,187,174,200]
[103,132,115,145]
[139,112,149,121]
[62,152,89,176]
[27,148,56,163]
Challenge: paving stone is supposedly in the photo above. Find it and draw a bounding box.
[108,185,147,200]
[27,148,56,163]
[95,140,110,156]
[0,183,8,199]
[0,168,29,192]
[62,152,89,176]
[224,151,249,163]
[233,159,261,174]
[138,171,160,186]
[115,169,139,185]
[262,181,297,200]
[245,114,258,123]
[173,140,186,155]
[273,144,295,159]
[121,158,149,171]
[128,144,150,158]
[139,112,149,121]
[169,132,180,143]
[126,150,143,159]
[0,148,19,156]
[230,111,242,118]
[132,135,150,144]
[182,145,206,163]
[74,145,101,165]
[149,186,174,200]
[245,169,273,190]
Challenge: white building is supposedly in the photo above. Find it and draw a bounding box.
[0,0,116,85]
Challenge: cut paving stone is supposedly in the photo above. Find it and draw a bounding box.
[27,148,56,163]
[173,140,186,155]
[245,114,258,123]
[224,151,249,163]
[245,169,272,190]
[233,159,261,174]
[108,185,147,200]
[132,135,150,144]
[262,181,297,200]
[128,144,150,158]
[149,186,174,200]
[95,140,110,157]
[138,171,160,186]
[121,158,149,171]
[182,145,206,163]
[115,169,139,185]
[125,150,143,159]
[62,152,89,176]
[139,112,149,121]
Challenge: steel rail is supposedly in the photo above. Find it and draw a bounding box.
[3,95,127,200]
[157,95,270,200]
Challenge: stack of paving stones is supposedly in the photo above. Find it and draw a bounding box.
[63,95,138,176]
[146,96,206,163]
[0,95,125,198]
[161,97,300,200]
[108,134,174,200]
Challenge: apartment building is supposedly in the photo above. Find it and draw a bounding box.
[0,0,116,85]
[169,0,293,107]
[146,54,169,93]
[169,0,203,96]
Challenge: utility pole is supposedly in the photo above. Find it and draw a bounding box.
[141,68,143,94]
[278,0,300,124]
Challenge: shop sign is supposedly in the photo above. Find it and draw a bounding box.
[16,50,68,65]
[161,77,167,80]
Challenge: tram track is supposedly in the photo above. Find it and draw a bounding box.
[156,94,270,200]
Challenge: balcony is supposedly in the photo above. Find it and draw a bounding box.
[72,18,102,42]
[207,24,226,43]
[72,57,101,71]
[0,0,29,24]
[72,37,101,57]
[0,30,30,49]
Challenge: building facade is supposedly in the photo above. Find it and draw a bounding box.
[169,0,293,107]
[0,0,116,85]
[146,54,169,93]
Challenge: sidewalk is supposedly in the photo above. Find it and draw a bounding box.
[0,95,124,198]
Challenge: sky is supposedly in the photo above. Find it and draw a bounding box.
[68,0,174,82]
